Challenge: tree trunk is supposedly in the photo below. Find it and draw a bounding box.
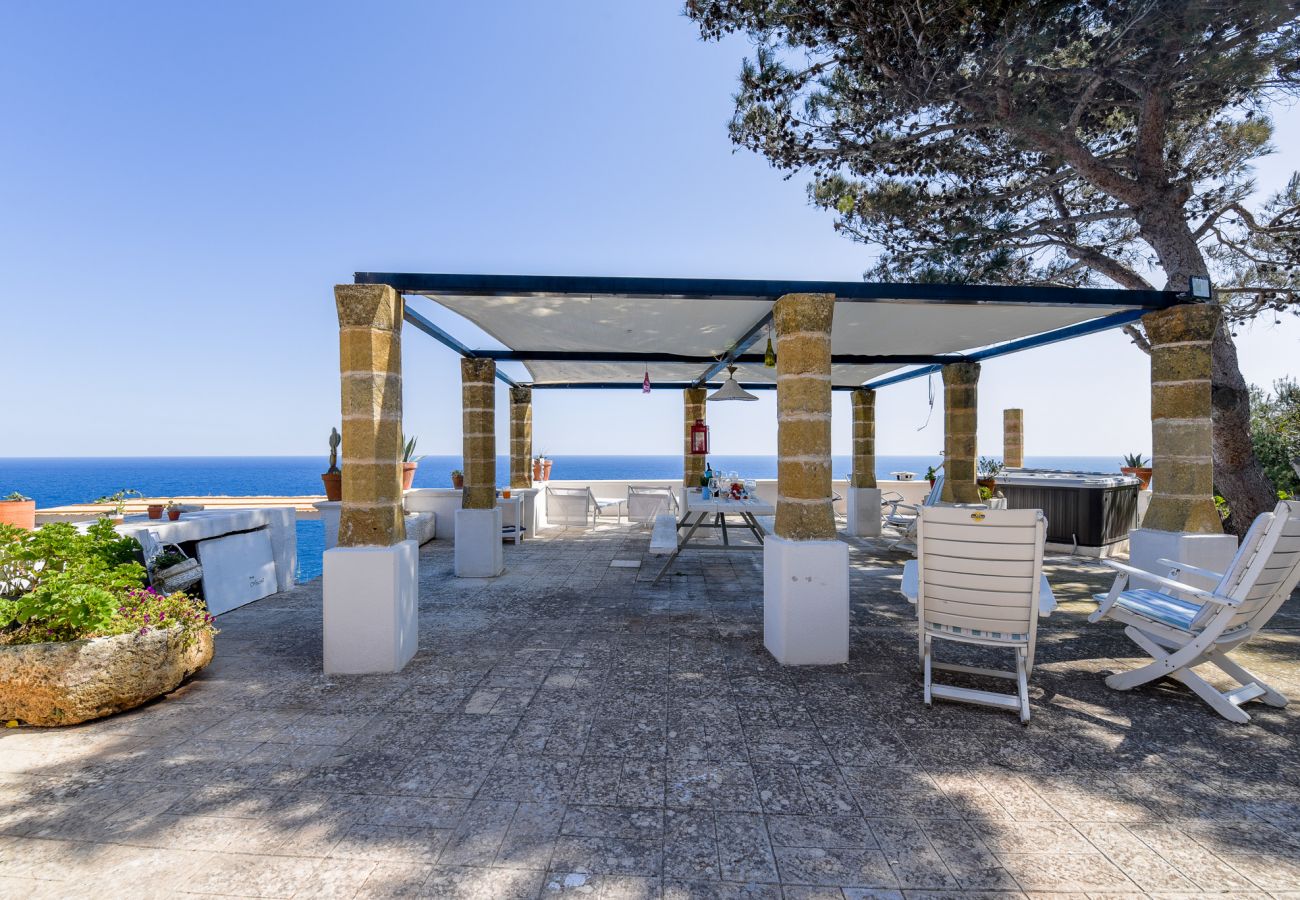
[1210,320,1278,534]
[1138,203,1277,537]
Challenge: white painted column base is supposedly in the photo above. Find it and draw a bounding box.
[314,501,341,550]
[763,536,850,665]
[844,488,882,537]
[323,540,418,674]
[454,508,505,577]
[1128,528,1238,595]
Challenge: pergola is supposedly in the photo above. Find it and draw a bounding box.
[324,273,1228,674]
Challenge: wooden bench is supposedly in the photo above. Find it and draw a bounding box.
[649,514,678,555]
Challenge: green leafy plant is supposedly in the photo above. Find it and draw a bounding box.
[94,488,141,516]
[978,486,994,501]
[924,465,938,482]
[402,435,423,464]
[151,551,187,571]
[977,457,1004,480]
[3,492,31,502]
[113,587,215,649]
[1122,453,1150,468]
[450,469,463,478]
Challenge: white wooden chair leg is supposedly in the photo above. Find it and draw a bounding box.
[1105,626,1179,691]
[1208,650,1289,708]
[1016,647,1030,724]
[1167,667,1253,724]
[923,636,933,707]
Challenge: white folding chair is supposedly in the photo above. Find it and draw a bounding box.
[884,472,945,549]
[545,486,592,526]
[627,486,679,525]
[912,506,1048,723]
[1090,499,1300,723]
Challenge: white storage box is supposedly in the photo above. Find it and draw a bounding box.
[197,528,278,615]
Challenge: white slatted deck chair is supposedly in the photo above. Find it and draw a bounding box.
[545,486,623,527]
[627,485,679,525]
[913,506,1048,723]
[884,473,944,549]
[1089,499,1300,723]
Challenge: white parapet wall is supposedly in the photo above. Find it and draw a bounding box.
[454,507,505,577]
[323,540,418,674]
[763,536,850,665]
[1128,528,1238,596]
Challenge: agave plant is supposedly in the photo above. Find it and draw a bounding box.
[1122,452,1150,468]
[402,435,423,464]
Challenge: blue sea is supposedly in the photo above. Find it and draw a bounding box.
[0,455,1120,581]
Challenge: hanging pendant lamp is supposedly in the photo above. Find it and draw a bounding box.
[642,366,651,394]
[763,325,776,367]
[707,364,759,401]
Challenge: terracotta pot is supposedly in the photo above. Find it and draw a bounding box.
[977,478,997,494]
[167,509,181,521]
[147,505,164,520]
[532,459,542,482]
[1121,466,1153,490]
[542,460,553,481]
[451,474,464,489]
[401,462,418,491]
[0,500,35,530]
[321,472,342,502]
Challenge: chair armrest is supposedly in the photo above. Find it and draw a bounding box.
[1155,557,1226,582]
[1101,560,1240,606]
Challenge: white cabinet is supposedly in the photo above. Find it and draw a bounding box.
[197,529,278,615]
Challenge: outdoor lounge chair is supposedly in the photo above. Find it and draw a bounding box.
[545,486,624,527]
[909,506,1049,723]
[1089,499,1300,723]
[627,485,679,525]
[884,473,944,548]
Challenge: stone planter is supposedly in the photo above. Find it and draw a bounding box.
[0,627,214,726]
[0,499,36,530]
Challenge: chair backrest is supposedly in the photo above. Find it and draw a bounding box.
[137,529,164,567]
[1212,499,1300,636]
[545,486,592,526]
[916,506,1046,648]
[925,473,945,508]
[627,486,677,523]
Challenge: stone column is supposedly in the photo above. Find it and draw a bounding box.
[941,362,981,504]
[1003,409,1024,469]
[683,388,707,491]
[456,358,504,577]
[509,386,533,489]
[323,284,417,674]
[765,293,848,665]
[846,388,882,537]
[1129,303,1234,592]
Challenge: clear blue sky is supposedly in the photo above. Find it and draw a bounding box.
[3,1,1296,461]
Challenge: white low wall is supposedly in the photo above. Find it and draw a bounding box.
[535,478,932,529]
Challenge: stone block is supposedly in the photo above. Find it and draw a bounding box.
[342,462,404,504]
[777,377,833,415]
[335,283,402,331]
[773,292,835,333]
[339,328,402,375]
[1143,302,1220,346]
[1154,461,1214,497]
[1142,497,1223,535]
[777,418,831,457]
[777,459,833,500]
[775,500,836,541]
[339,503,407,547]
[1152,382,1211,420]
[341,374,403,418]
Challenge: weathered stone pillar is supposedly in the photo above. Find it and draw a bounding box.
[1128,303,1235,593]
[765,293,848,666]
[460,358,497,510]
[324,284,417,675]
[683,388,707,491]
[942,362,981,504]
[1003,409,1024,469]
[456,358,504,577]
[335,284,406,547]
[1143,304,1223,535]
[774,294,836,540]
[509,385,533,489]
[850,389,878,489]
[845,388,882,537]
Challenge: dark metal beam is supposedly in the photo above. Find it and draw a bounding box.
[402,307,519,388]
[358,271,1181,310]
[691,310,774,388]
[472,349,962,366]
[531,381,778,391]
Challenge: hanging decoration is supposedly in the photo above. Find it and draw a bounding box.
[708,364,759,401]
[689,418,710,455]
[763,325,776,367]
[642,366,651,394]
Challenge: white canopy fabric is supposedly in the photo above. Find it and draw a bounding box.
[423,290,1137,388]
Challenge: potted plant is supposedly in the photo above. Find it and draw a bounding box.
[0,493,35,530]
[0,520,216,726]
[539,452,553,481]
[95,489,141,524]
[450,469,464,490]
[166,501,183,521]
[532,456,543,482]
[402,435,423,491]
[321,427,342,501]
[146,503,165,520]
[925,466,938,488]
[150,549,201,594]
[976,457,1004,494]
[1121,452,1153,490]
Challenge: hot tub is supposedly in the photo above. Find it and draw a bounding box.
[997,469,1140,555]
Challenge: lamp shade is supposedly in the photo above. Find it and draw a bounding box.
[708,365,759,402]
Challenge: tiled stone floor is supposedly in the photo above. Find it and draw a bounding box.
[2,523,1299,899]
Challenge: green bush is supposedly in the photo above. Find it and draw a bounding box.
[1250,378,1300,500]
